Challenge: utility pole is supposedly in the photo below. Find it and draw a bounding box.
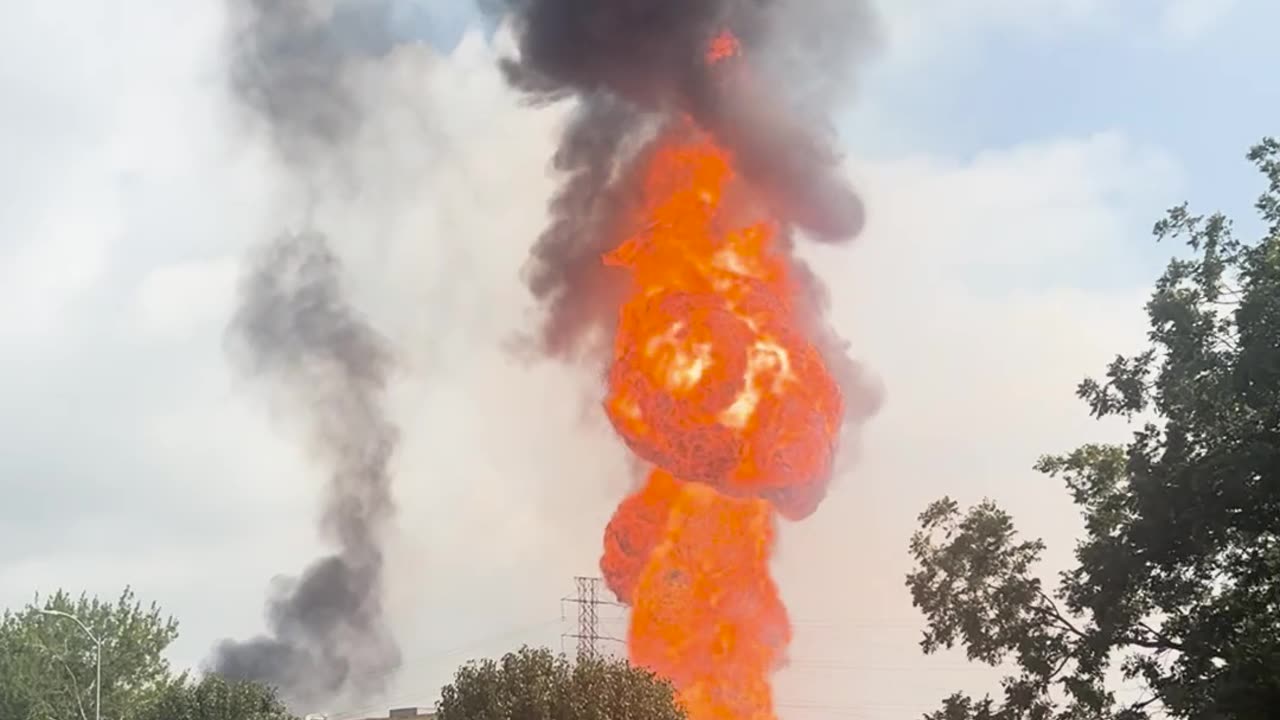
[39,608,101,720]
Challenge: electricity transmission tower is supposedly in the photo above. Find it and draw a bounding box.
[563,576,606,661]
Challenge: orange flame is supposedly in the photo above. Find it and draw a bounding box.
[603,132,843,522]
[597,30,843,720]
[595,71,846,720]
[706,30,741,65]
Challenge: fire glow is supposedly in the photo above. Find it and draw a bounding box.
[598,31,846,720]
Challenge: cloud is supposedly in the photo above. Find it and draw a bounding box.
[851,132,1180,271]
[1158,0,1238,44]
[876,0,1104,65]
[877,0,1242,63]
[0,216,112,341]
[132,259,239,339]
[771,135,1166,711]
[0,1,1183,715]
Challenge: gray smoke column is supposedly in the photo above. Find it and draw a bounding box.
[225,0,396,169]
[492,0,881,414]
[210,0,408,708]
[212,233,401,707]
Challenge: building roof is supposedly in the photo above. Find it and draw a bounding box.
[387,710,435,720]
[307,708,436,720]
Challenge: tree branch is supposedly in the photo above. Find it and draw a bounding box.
[1135,621,1186,652]
[1048,653,1072,684]
[1034,588,1087,640]
[1128,690,1166,718]
[32,640,90,720]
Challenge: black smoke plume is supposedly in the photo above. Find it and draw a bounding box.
[211,232,401,708]
[521,92,653,358]
[494,0,880,400]
[498,0,871,237]
[211,0,407,708]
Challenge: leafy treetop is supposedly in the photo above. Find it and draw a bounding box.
[139,673,296,720]
[907,139,1280,719]
[0,587,298,720]
[0,587,178,720]
[436,646,685,720]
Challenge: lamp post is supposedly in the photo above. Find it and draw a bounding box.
[38,608,101,720]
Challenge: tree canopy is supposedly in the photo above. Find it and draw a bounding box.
[436,646,685,720]
[907,138,1280,719]
[0,587,178,720]
[139,674,295,720]
[0,588,295,720]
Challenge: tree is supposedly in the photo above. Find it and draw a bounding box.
[436,646,685,720]
[139,674,296,720]
[0,588,294,720]
[0,587,179,720]
[906,138,1280,720]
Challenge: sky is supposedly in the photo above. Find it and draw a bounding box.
[1,1,1277,719]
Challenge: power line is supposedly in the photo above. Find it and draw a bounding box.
[788,660,1019,672]
[400,617,564,671]
[790,619,923,629]
[327,597,1150,720]
[321,618,565,719]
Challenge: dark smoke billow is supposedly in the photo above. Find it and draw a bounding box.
[494,0,880,411]
[211,232,401,707]
[521,92,654,358]
[494,0,879,239]
[212,0,408,708]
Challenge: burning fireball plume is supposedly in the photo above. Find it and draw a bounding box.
[210,0,405,708]
[494,3,881,720]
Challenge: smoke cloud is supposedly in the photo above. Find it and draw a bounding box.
[225,0,396,170]
[494,0,880,419]
[211,232,401,707]
[493,0,880,240]
[210,0,407,708]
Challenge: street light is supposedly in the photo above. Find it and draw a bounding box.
[38,608,101,720]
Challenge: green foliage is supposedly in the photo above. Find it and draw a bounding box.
[436,646,685,720]
[138,674,296,720]
[908,139,1280,720]
[0,587,179,720]
[0,588,292,720]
